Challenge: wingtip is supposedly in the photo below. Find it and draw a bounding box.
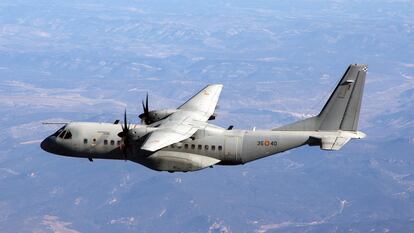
[140,145,158,152]
[356,131,367,139]
[207,83,223,88]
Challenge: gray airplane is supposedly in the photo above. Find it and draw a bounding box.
[41,64,367,172]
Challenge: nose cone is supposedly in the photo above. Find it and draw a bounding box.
[41,137,57,154]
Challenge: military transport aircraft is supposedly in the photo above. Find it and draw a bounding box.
[41,64,367,172]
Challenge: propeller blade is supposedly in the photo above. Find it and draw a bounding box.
[124,109,128,131]
[139,93,151,125]
[118,109,130,160]
[142,100,146,115]
[145,93,149,113]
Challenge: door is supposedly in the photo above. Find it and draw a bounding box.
[224,136,240,163]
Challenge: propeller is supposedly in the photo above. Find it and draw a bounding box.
[139,93,150,125]
[118,109,131,160]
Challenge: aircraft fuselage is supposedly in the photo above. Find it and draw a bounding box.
[41,122,310,172]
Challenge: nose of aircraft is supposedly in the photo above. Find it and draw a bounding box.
[40,136,57,154]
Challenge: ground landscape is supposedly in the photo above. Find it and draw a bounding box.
[0,0,414,232]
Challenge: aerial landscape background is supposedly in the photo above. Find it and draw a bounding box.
[1,0,414,232]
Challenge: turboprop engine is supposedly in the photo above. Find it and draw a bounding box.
[138,93,217,125]
[138,93,178,125]
[139,109,177,125]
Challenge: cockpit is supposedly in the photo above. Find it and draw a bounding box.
[52,126,72,139]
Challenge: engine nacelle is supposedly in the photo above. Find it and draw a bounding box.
[140,109,177,125]
[129,126,156,141]
[140,109,217,125]
[144,151,220,172]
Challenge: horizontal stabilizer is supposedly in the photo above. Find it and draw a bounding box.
[309,131,366,151]
[320,137,351,150]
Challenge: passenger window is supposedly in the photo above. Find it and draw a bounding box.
[212,145,215,151]
[104,140,108,145]
[84,139,88,144]
[205,145,209,150]
[63,131,72,139]
[198,145,202,150]
[218,145,222,151]
[117,141,121,146]
[110,140,115,145]
[185,144,188,149]
[92,138,96,144]
[191,144,195,149]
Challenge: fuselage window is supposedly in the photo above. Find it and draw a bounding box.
[198,145,202,150]
[92,138,96,144]
[191,144,195,149]
[184,144,188,149]
[104,140,108,145]
[84,139,88,144]
[117,141,121,146]
[211,145,215,151]
[205,145,209,150]
[64,131,72,139]
[218,145,222,151]
[110,140,115,145]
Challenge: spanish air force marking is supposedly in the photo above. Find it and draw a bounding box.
[257,140,277,147]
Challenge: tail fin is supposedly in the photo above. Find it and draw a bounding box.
[274,64,367,132]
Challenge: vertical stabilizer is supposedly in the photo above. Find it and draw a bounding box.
[318,64,366,131]
[274,64,367,132]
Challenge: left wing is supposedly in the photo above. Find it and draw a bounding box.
[141,84,223,152]
[177,83,223,120]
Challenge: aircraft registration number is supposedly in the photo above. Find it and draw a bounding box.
[257,140,277,147]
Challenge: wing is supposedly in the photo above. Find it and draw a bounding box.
[141,84,223,152]
[177,84,223,120]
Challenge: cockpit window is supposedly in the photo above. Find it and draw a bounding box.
[58,130,67,138]
[52,126,66,137]
[58,130,72,139]
[64,131,72,139]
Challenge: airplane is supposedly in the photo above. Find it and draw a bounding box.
[41,64,367,173]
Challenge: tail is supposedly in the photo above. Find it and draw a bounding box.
[273,64,367,150]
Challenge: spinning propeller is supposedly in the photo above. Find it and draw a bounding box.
[118,110,131,160]
[139,93,150,125]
